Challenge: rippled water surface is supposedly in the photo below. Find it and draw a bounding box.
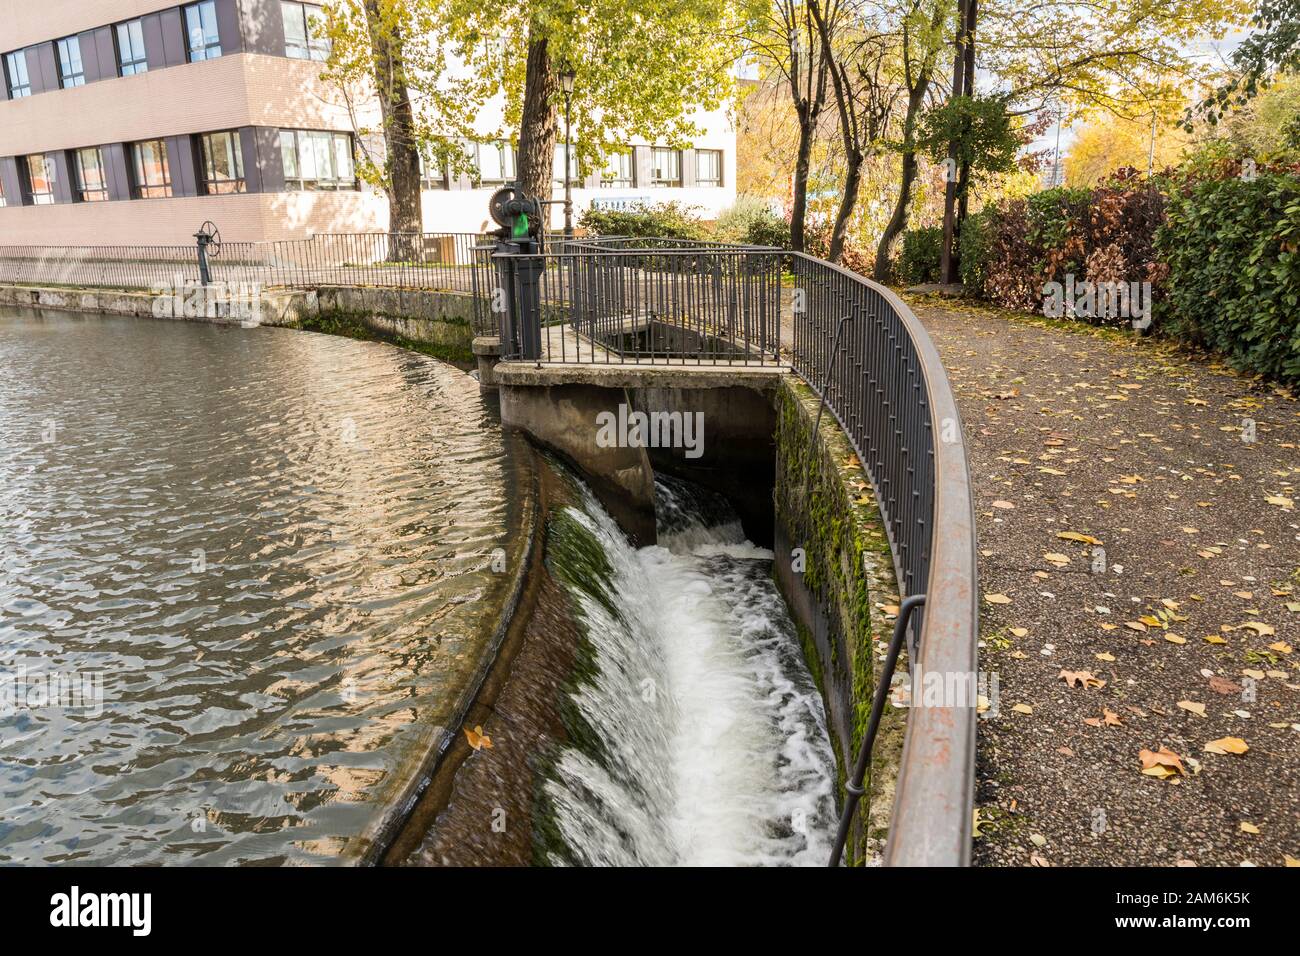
[0,310,519,864]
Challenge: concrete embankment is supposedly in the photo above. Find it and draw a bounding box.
[0,283,478,363]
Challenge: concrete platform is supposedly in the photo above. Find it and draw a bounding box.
[491,358,787,392]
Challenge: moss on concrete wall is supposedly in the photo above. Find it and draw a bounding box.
[296,308,474,365]
[772,376,904,865]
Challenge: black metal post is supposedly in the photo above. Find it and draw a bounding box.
[828,592,926,867]
[196,234,212,286]
[563,89,574,238]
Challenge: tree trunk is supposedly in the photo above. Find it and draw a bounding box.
[790,116,815,252]
[953,0,978,274]
[363,0,422,244]
[938,0,970,284]
[874,149,917,281]
[516,31,558,208]
[874,67,934,282]
[828,149,862,263]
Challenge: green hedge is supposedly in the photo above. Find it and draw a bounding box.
[714,197,790,247]
[897,226,943,285]
[577,201,706,240]
[958,208,992,295]
[1157,172,1300,384]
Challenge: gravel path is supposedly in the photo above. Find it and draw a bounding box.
[908,295,1300,867]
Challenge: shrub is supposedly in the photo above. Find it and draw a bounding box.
[714,197,790,247]
[803,222,875,277]
[958,208,992,295]
[578,201,706,240]
[897,226,944,285]
[973,177,1168,316]
[981,199,1042,311]
[1157,170,1300,385]
[1026,186,1092,283]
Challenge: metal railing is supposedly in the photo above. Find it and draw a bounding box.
[785,252,977,867]
[0,232,492,295]
[0,244,201,290]
[491,246,783,365]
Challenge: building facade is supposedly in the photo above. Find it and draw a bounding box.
[0,1,736,245]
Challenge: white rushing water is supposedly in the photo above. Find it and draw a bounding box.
[543,477,838,866]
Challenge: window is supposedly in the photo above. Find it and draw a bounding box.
[601,148,634,188]
[696,149,722,188]
[419,152,448,190]
[25,154,56,204]
[279,129,355,190]
[74,147,108,201]
[116,20,148,76]
[552,143,579,185]
[57,37,85,88]
[282,2,330,61]
[185,2,222,62]
[0,176,7,207]
[130,139,172,198]
[476,140,515,184]
[650,147,681,187]
[198,131,245,194]
[5,51,32,98]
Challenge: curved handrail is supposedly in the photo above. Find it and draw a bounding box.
[786,252,977,867]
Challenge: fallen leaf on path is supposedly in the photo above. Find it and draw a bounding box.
[464,725,493,751]
[985,593,1012,605]
[1241,822,1261,834]
[1059,669,1105,689]
[1178,700,1208,718]
[1203,737,1249,755]
[1057,531,1103,545]
[1209,676,1243,695]
[1139,747,1186,778]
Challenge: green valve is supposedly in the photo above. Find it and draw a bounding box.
[512,212,530,238]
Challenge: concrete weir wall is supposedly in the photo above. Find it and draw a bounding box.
[493,363,782,547]
[0,282,315,325]
[313,287,476,359]
[492,358,902,863]
[771,378,901,864]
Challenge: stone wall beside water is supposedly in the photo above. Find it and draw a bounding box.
[772,377,904,865]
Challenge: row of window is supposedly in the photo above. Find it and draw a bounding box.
[1,136,720,208]
[3,2,327,99]
[422,143,723,190]
[5,128,356,206]
[17,132,245,205]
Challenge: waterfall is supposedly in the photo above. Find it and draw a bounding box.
[540,475,838,866]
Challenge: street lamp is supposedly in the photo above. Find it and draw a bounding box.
[559,66,576,237]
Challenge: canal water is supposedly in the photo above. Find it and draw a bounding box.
[1,308,839,866]
[0,309,522,864]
